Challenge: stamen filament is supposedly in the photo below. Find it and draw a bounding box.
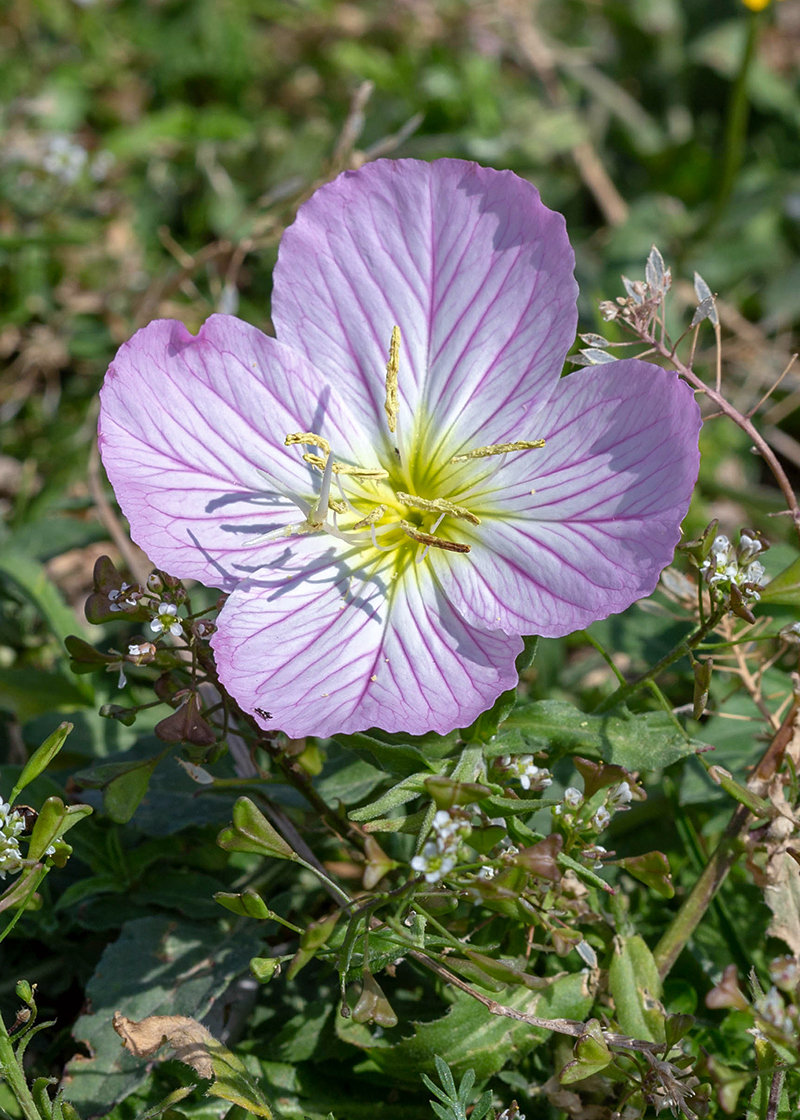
[449,439,545,462]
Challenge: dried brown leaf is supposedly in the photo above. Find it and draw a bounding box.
[113,1012,215,1078]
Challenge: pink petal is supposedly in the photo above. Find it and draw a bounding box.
[271,158,578,452]
[210,535,523,738]
[435,362,702,637]
[98,315,372,588]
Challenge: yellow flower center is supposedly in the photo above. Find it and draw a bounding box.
[280,328,546,573]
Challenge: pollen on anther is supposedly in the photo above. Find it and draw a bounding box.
[384,326,400,434]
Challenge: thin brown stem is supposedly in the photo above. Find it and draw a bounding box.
[648,333,800,544]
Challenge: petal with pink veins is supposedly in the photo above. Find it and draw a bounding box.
[434,362,702,637]
[99,315,374,589]
[271,158,578,455]
[210,535,523,738]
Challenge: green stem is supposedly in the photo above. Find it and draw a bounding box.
[583,631,626,686]
[593,607,726,714]
[0,868,47,945]
[0,1012,43,1120]
[652,803,749,980]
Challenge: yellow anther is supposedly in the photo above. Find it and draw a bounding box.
[351,504,387,530]
[329,498,350,515]
[400,520,471,554]
[449,439,545,462]
[384,326,400,434]
[302,452,388,480]
[396,492,480,525]
[285,432,331,456]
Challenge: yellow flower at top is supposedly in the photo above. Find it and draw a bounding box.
[742,0,784,10]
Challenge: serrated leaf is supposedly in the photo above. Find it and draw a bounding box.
[338,971,593,1084]
[488,699,701,770]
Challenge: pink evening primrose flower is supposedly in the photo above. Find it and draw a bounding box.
[98,158,701,739]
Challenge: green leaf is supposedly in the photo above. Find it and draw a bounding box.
[614,851,675,898]
[10,722,72,803]
[73,753,167,824]
[760,555,800,606]
[217,797,297,861]
[207,1040,274,1118]
[334,732,441,777]
[490,699,701,770]
[608,935,665,1044]
[337,971,593,1084]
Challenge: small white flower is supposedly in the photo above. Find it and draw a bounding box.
[410,841,456,884]
[758,987,793,1034]
[592,806,611,831]
[109,582,138,612]
[607,781,632,809]
[42,134,87,184]
[150,602,182,637]
[500,754,552,791]
[563,787,583,809]
[476,865,496,880]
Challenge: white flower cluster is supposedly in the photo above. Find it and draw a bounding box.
[410,808,472,884]
[700,533,766,601]
[499,754,552,791]
[0,797,25,880]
